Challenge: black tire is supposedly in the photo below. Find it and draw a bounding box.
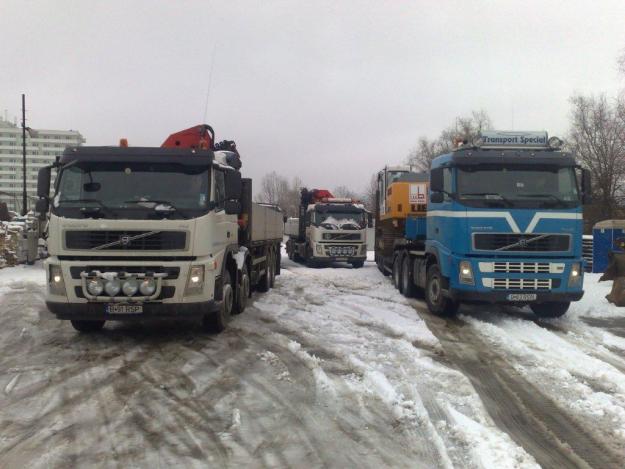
[71,320,105,332]
[269,249,276,288]
[376,253,390,276]
[401,255,417,298]
[392,254,403,293]
[203,270,233,333]
[275,245,281,276]
[351,260,365,269]
[287,245,294,261]
[233,264,250,315]
[425,264,459,317]
[257,250,272,292]
[530,302,570,318]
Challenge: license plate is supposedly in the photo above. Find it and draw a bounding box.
[507,293,537,302]
[106,304,143,314]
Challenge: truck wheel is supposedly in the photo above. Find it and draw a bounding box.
[401,255,417,298]
[233,264,250,315]
[71,320,105,332]
[530,302,570,318]
[425,264,459,317]
[376,254,390,276]
[392,254,403,293]
[269,249,276,287]
[351,260,365,268]
[257,251,272,292]
[275,246,281,276]
[203,270,233,332]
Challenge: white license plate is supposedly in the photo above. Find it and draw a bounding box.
[106,304,143,314]
[506,293,537,302]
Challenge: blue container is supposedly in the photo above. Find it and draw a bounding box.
[592,220,625,273]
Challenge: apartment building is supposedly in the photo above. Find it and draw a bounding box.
[0,117,84,213]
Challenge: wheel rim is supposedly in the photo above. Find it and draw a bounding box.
[241,274,250,301]
[429,276,440,304]
[223,284,233,316]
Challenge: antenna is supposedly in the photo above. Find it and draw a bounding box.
[202,42,218,124]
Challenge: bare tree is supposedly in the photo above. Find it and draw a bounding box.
[569,94,625,220]
[256,172,302,218]
[361,174,377,213]
[333,185,358,200]
[407,110,493,170]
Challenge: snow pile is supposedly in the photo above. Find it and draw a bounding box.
[568,273,624,319]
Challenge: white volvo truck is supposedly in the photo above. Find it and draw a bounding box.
[36,132,283,333]
[285,188,370,268]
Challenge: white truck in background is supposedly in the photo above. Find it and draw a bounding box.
[36,124,283,333]
[285,188,371,268]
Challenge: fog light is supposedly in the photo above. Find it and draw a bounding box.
[104,278,121,296]
[139,278,156,296]
[316,244,323,254]
[186,265,204,295]
[459,260,474,285]
[49,265,66,295]
[122,278,139,296]
[568,263,582,287]
[87,278,104,296]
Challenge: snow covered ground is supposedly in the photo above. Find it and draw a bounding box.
[0,259,624,468]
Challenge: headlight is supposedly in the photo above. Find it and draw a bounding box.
[122,278,139,296]
[185,265,204,295]
[568,263,582,287]
[104,278,121,296]
[140,278,156,296]
[87,278,104,296]
[459,260,474,285]
[49,265,66,295]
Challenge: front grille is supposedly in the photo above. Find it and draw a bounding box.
[493,278,552,290]
[74,286,175,300]
[474,233,570,252]
[70,266,180,280]
[494,262,549,273]
[65,230,186,251]
[323,233,361,241]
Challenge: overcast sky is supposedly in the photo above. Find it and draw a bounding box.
[1,0,624,194]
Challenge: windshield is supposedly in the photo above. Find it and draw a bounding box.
[314,211,365,230]
[456,165,580,208]
[53,162,210,219]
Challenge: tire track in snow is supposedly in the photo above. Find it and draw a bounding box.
[418,309,624,469]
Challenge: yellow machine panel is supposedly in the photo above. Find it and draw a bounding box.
[380,181,428,221]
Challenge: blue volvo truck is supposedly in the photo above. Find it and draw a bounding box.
[375,131,592,317]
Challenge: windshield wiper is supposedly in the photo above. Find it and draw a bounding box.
[58,199,115,217]
[460,192,513,206]
[518,193,569,206]
[124,199,189,218]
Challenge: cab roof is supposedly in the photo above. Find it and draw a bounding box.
[431,148,577,168]
[59,146,214,166]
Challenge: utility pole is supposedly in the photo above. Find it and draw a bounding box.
[21,94,27,216]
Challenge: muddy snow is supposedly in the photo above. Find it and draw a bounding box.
[0,260,624,468]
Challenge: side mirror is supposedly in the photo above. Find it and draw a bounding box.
[582,168,592,204]
[35,198,49,220]
[430,167,444,193]
[367,212,373,228]
[430,192,444,204]
[224,199,241,215]
[224,170,242,200]
[37,166,52,198]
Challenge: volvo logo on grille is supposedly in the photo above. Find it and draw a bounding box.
[120,235,131,247]
[518,238,528,248]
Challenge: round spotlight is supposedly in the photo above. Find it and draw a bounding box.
[87,278,104,296]
[104,278,121,296]
[548,136,563,149]
[122,278,139,296]
[139,278,156,296]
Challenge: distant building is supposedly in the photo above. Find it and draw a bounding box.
[0,117,84,213]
